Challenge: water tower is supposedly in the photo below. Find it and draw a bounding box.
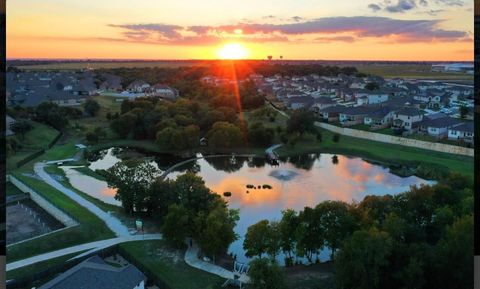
[279,55,283,60]
[267,55,273,61]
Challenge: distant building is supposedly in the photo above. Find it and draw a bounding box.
[38,255,146,289]
[431,63,474,74]
[5,115,15,136]
[448,121,474,143]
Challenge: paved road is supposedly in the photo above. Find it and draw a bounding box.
[265,144,283,154]
[34,162,130,237]
[184,240,250,283]
[7,234,162,272]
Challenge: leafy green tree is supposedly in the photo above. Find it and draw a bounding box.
[266,221,282,259]
[248,258,286,289]
[244,220,270,258]
[286,109,315,136]
[195,199,239,262]
[248,122,275,147]
[315,201,357,260]
[295,207,324,262]
[110,113,136,138]
[84,98,101,117]
[335,228,393,289]
[206,121,243,149]
[172,172,217,216]
[104,160,158,214]
[434,215,473,289]
[11,120,32,139]
[459,105,469,119]
[35,102,69,130]
[279,209,298,261]
[365,82,380,91]
[162,204,190,248]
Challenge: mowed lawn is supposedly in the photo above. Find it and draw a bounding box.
[6,121,60,170]
[119,241,223,289]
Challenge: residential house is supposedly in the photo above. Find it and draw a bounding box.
[310,97,336,113]
[339,106,379,126]
[317,105,347,122]
[38,255,146,289]
[448,121,474,143]
[364,107,395,129]
[148,84,179,100]
[127,80,150,93]
[392,107,424,132]
[419,117,462,138]
[287,96,313,110]
[355,90,389,106]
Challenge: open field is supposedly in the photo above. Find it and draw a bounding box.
[120,240,223,289]
[14,61,210,70]
[351,64,473,81]
[7,175,115,262]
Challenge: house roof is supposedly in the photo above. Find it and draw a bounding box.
[396,107,423,116]
[420,117,462,129]
[38,255,146,289]
[449,121,473,133]
[313,97,335,104]
[341,105,379,116]
[319,105,347,113]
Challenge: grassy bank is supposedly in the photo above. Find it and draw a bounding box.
[7,174,115,262]
[275,129,473,179]
[119,240,223,289]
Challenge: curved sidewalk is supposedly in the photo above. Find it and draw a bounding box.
[34,162,130,237]
[184,240,250,283]
[7,234,162,272]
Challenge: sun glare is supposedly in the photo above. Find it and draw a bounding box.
[217,43,249,59]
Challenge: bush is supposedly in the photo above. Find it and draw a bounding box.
[332,133,340,143]
[316,132,322,142]
[223,192,232,197]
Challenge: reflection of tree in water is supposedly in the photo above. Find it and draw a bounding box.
[204,156,247,173]
[331,155,339,165]
[287,153,320,170]
[171,161,201,174]
[154,154,189,170]
[85,149,108,162]
[246,157,267,168]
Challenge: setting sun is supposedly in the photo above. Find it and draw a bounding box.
[217,43,249,59]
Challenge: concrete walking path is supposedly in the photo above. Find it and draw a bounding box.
[265,144,283,154]
[184,240,250,283]
[34,162,130,237]
[6,234,162,272]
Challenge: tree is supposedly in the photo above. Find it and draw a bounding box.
[244,220,270,258]
[35,102,69,130]
[315,201,357,260]
[459,105,469,119]
[266,221,282,259]
[172,172,217,216]
[84,98,101,117]
[434,215,473,289]
[11,120,32,139]
[335,228,393,289]
[295,207,324,262]
[248,258,286,289]
[365,82,380,91]
[195,199,239,262]
[162,204,190,248]
[248,122,275,147]
[279,209,298,263]
[104,160,158,214]
[206,121,243,149]
[286,109,315,136]
[110,113,136,138]
[85,131,99,143]
[332,133,340,143]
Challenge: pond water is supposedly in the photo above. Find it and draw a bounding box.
[65,148,434,264]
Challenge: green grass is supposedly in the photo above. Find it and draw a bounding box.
[72,166,106,181]
[7,174,115,262]
[119,240,223,289]
[6,121,60,170]
[7,251,87,280]
[350,64,473,80]
[6,182,25,197]
[275,128,473,179]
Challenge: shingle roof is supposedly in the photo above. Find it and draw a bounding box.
[420,117,462,129]
[449,121,473,133]
[396,107,423,116]
[38,255,146,289]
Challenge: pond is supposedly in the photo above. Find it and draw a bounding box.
[64,148,434,264]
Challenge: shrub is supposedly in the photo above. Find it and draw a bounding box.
[332,133,340,143]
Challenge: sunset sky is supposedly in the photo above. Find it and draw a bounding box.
[7,0,474,60]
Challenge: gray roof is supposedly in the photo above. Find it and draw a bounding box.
[313,97,335,104]
[319,105,347,113]
[420,117,462,129]
[396,107,423,116]
[341,105,379,116]
[39,255,146,289]
[449,121,473,133]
